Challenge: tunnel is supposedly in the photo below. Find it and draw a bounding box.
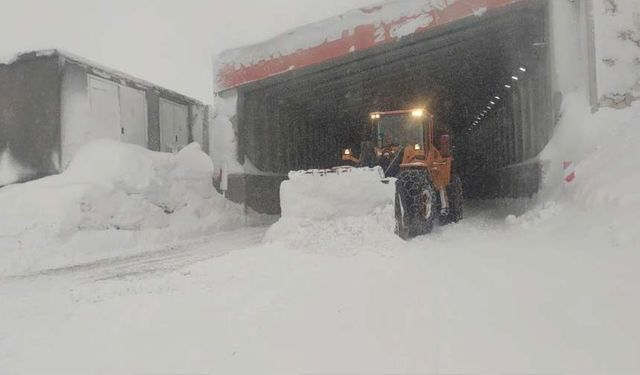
[223,0,554,213]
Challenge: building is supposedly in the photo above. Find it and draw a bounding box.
[0,50,208,185]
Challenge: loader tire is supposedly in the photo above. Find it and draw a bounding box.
[440,175,464,225]
[395,170,437,239]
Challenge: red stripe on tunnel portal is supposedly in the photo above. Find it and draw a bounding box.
[216,0,526,91]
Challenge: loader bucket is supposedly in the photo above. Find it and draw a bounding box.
[280,166,395,221]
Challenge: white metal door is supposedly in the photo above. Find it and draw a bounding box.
[174,102,188,147]
[159,98,175,152]
[88,77,120,141]
[160,98,189,152]
[119,85,148,146]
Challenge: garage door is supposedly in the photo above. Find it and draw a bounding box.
[88,77,121,141]
[160,98,189,152]
[88,76,148,147]
[119,85,148,147]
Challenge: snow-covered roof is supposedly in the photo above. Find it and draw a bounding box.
[5,49,202,105]
[215,0,526,91]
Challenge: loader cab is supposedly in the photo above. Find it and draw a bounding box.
[370,109,431,152]
[340,108,439,169]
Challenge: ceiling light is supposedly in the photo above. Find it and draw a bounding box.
[512,76,519,81]
[505,84,512,89]
[519,67,527,72]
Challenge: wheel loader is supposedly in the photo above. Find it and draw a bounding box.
[341,109,463,239]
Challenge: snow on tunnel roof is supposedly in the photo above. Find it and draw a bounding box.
[215,0,526,91]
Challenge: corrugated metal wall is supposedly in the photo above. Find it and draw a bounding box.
[0,55,62,184]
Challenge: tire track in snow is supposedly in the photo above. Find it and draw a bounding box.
[2,226,269,282]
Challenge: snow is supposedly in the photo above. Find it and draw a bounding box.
[389,13,434,39]
[594,0,640,100]
[278,166,392,221]
[1,99,640,373]
[0,140,251,276]
[472,7,487,17]
[268,166,397,251]
[210,91,244,174]
[216,0,470,73]
[2,1,640,372]
[0,52,19,65]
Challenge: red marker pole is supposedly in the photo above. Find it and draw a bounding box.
[563,161,576,184]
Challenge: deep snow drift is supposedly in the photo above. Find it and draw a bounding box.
[0,140,254,276]
[1,98,640,374]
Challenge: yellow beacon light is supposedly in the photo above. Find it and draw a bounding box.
[411,109,425,118]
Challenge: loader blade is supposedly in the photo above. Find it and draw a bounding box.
[280,166,395,221]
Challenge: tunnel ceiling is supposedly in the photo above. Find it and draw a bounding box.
[237,0,550,178]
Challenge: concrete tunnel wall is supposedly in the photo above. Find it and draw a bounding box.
[0,55,62,184]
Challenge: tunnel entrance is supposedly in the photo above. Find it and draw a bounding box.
[231,0,552,212]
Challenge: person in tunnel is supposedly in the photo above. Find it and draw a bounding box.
[382,125,400,146]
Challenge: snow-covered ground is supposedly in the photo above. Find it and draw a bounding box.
[1,100,639,373]
[0,140,268,277]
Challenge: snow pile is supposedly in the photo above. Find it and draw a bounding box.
[0,140,247,275]
[561,102,640,247]
[594,0,640,103]
[513,97,640,247]
[541,94,640,193]
[278,166,393,221]
[266,166,398,251]
[210,91,244,175]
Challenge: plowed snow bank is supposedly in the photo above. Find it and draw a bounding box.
[279,167,394,221]
[0,140,249,276]
[267,166,397,251]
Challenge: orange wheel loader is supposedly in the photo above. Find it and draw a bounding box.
[341,109,463,239]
